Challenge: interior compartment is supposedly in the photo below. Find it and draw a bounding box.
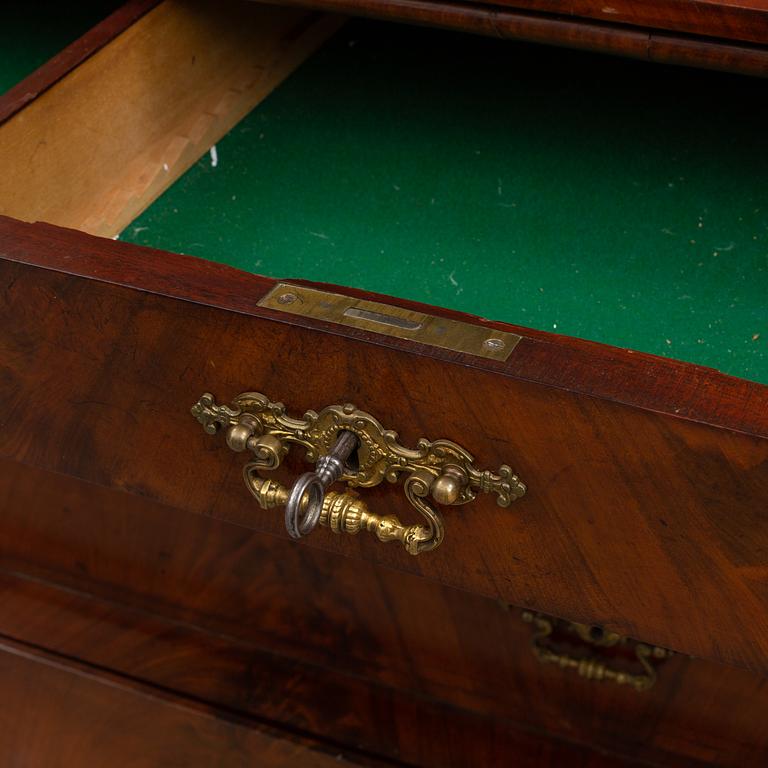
[0,0,765,382]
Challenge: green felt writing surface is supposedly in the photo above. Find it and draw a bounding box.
[120,20,766,384]
[1,2,122,96]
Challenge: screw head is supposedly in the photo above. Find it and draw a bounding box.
[483,337,505,351]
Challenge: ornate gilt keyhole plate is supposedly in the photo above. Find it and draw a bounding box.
[192,392,525,555]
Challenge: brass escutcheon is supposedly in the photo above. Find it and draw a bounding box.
[522,611,674,692]
[191,392,526,555]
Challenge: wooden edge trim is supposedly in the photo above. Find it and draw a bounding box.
[460,0,768,47]
[0,0,162,126]
[248,0,768,77]
[1,215,766,439]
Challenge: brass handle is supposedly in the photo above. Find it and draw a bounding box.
[191,392,526,555]
[522,611,673,692]
[248,476,429,551]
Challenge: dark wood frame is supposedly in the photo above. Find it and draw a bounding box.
[252,0,768,76]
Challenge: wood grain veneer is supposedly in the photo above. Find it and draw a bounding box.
[1,217,767,674]
[2,217,766,437]
[1,459,766,767]
[0,636,362,768]
[252,0,768,76]
[466,0,768,45]
[0,633,649,767]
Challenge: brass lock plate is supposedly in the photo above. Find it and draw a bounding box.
[522,611,674,692]
[258,283,521,361]
[192,392,526,554]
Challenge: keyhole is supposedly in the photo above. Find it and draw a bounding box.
[338,430,360,474]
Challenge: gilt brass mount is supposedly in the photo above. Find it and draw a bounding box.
[522,611,673,692]
[258,284,522,361]
[191,392,525,555]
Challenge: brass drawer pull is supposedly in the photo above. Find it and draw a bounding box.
[191,392,525,555]
[522,611,673,692]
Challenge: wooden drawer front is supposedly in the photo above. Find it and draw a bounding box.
[1,220,768,673]
[0,638,347,768]
[1,458,767,768]
[0,633,655,768]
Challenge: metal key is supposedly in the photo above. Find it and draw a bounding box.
[284,430,359,539]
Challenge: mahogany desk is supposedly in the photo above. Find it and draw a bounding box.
[0,1,766,765]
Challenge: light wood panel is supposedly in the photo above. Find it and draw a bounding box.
[0,0,161,125]
[0,0,341,238]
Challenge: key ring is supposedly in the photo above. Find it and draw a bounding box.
[284,430,360,539]
[285,472,325,539]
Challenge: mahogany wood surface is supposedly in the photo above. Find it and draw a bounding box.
[464,0,768,44]
[255,0,768,76]
[0,637,362,768]
[0,621,644,768]
[2,217,766,437]
[0,637,647,768]
[1,459,766,767]
[1,218,767,674]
